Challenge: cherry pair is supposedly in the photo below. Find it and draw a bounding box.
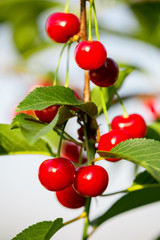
[98,113,147,162]
[38,157,109,208]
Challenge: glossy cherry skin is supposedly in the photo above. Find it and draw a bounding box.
[56,185,87,209]
[61,141,87,164]
[34,105,59,123]
[73,165,109,197]
[98,129,130,162]
[38,158,75,191]
[89,58,119,87]
[111,114,147,138]
[74,41,107,70]
[46,12,80,43]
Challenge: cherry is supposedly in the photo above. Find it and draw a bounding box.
[46,12,80,43]
[38,157,75,191]
[34,105,59,123]
[56,185,87,209]
[111,114,147,138]
[98,129,130,162]
[73,165,109,197]
[61,141,87,164]
[89,58,119,87]
[74,40,107,70]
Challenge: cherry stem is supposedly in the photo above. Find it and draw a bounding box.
[82,197,91,240]
[84,114,92,165]
[92,156,105,163]
[64,0,70,13]
[101,189,128,197]
[88,0,93,41]
[99,87,111,130]
[64,212,86,226]
[64,43,71,87]
[56,122,67,157]
[55,128,82,146]
[92,0,100,41]
[54,40,72,86]
[116,92,128,118]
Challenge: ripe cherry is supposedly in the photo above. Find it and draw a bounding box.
[98,129,130,162]
[46,12,80,43]
[74,41,107,70]
[111,114,147,138]
[34,105,59,123]
[38,157,75,191]
[89,58,119,87]
[56,185,87,209]
[61,141,87,164]
[73,165,109,197]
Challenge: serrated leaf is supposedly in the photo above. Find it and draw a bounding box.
[11,218,64,240]
[97,138,160,183]
[0,124,53,156]
[12,106,74,145]
[17,86,98,117]
[91,67,134,115]
[91,185,160,227]
[146,122,160,141]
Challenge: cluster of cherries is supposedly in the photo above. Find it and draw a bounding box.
[36,11,147,208]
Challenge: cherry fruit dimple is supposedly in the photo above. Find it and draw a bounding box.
[111,114,147,138]
[46,12,80,43]
[74,40,107,70]
[56,185,87,209]
[98,129,130,162]
[38,157,75,191]
[73,165,109,197]
[89,57,119,87]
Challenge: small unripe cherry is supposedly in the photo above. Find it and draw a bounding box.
[111,114,147,138]
[34,105,59,123]
[56,185,87,209]
[74,40,107,70]
[73,165,109,197]
[98,129,130,162]
[89,58,119,87]
[38,158,75,191]
[46,12,80,43]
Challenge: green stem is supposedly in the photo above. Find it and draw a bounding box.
[116,92,128,118]
[64,43,71,87]
[55,128,82,146]
[64,212,86,226]
[64,0,70,13]
[84,114,92,165]
[54,41,71,86]
[99,87,111,130]
[56,122,67,157]
[92,0,100,41]
[82,197,91,240]
[101,189,128,197]
[88,0,93,41]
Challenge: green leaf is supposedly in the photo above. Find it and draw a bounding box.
[17,86,98,117]
[97,138,160,183]
[11,218,64,240]
[146,122,160,141]
[91,67,134,115]
[0,124,53,156]
[12,105,75,145]
[91,185,160,227]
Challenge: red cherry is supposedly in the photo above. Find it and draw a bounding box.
[38,158,75,191]
[56,185,87,209]
[73,165,109,197]
[98,129,130,162]
[74,41,107,70]
[46,12,80,43]
[89,58,119,87]
[111,114,147,138]
[61,141,87,164]
[34,105,59,123]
